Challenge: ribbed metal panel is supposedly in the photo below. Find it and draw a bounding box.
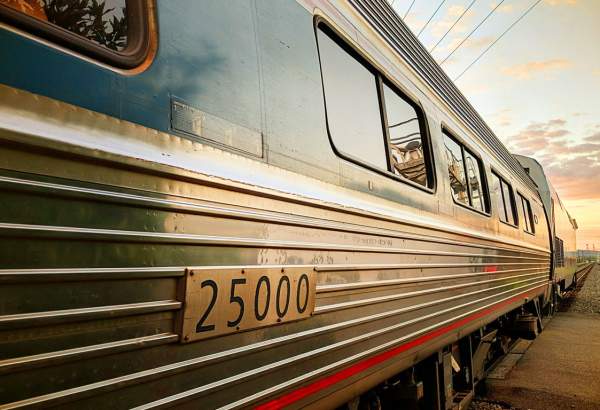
[0,171,550,409]
[349,0,538,192]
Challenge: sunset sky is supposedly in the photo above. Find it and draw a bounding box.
[389,0,600,249]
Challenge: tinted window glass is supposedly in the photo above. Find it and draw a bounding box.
[318,29,387,170]
[464,149,484,211]
[518,193,534,233]
[0,0,128,51]
[491,173,508,223]
[502,181,516,225]
[443,134,468,205]
[383,83,429,187]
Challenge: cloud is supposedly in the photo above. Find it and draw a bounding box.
[460,82,491,95]
[544,157,600,200]
[464,36,494,50]
[430,4,476,37]
[544,0,577,5]
[584,132,600,143]
[510,120,600,247]
[510,121,600,202]
[501,59,572,79]
[507,118,570,155]
[497,3,514,13]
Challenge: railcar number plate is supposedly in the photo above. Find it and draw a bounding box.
[180,267,317,343]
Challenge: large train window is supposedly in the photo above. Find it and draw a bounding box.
[443,131,489,213]
[0,0,151,68]
[517,193,535,234]
[316,23,435,191]
[491,172,518,226]
[382,82,433,188]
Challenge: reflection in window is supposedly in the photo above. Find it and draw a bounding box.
[444,132,489,212]
[502,181,516,225]
[317,28,387,170]
[518,193,535,233]
[491,173,507,223]
[464,149,484,211]
[0,0,128,51]
[383,83,429,187]
[492,171,517,225]
[443,134,468,205]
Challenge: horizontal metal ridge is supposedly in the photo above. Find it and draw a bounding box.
[348,0,537,192]
[0,266,184,283]
[316,272,548,314]
[315,261,548,272]
[134,282,548,410]
[0,333,178,375]
[0,300,181,330]
[316,267,549,292]
[0,262,549,284]
[0,175,549,256]
[0,222,549,260]
[0,279,548,409]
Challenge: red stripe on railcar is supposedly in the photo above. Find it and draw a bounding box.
[255,285,544,410]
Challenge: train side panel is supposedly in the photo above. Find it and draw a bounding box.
[0,1,551,408]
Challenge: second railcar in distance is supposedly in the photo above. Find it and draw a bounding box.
[515,155,578,291]
[0,0,561,409]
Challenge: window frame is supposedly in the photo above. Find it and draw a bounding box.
[442,128,490,216]
[517,191,536,235]
[491,170,519,228]
[0,0,152,69]
[315,20,436,193]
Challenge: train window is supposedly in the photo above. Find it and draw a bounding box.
[464,149,484,211]
[382,82,432,188]
[491,173,507,222]
[0,0,150,68]
[502,181,517,225]
[316,23,435,192]
[443,134,468,205]
[518,193,535,234]
[317,27,388,170]
[443,131,489,213]
[491,172,517,226]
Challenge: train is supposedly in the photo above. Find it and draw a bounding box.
[0,0,578,409]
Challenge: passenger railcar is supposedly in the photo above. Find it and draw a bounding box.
[515,155,578,291]
[0,0,567,409]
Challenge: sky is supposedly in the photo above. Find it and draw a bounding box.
[388,0,600,250]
